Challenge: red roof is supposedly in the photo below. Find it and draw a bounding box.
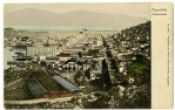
[57,52,71,57]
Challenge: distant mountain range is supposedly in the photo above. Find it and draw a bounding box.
[4,8,149,30]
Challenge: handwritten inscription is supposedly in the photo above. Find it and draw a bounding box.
[151,8,167,16]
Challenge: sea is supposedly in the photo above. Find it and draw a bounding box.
[4,47,16,69]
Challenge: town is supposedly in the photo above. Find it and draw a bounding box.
[4,21,151,109]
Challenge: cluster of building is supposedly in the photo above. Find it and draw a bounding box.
[4,28,109,100]
[4,21,151,109]
[105,21,151,79]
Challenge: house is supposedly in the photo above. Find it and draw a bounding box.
[53,75,80,92]
[26,75,47,98]
[57,52,72,61]
[26,67,80,98]
[90,69,101,80]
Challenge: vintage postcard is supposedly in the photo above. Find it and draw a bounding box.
[3,3,173,109]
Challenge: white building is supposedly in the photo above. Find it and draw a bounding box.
[27,47,57,57]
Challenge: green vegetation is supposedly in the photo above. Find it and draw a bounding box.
[128,55,150,77]
[74,71,83,85]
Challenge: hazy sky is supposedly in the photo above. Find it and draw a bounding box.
[4,3,151,18]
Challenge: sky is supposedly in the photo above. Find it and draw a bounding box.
[4,3,151,19]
